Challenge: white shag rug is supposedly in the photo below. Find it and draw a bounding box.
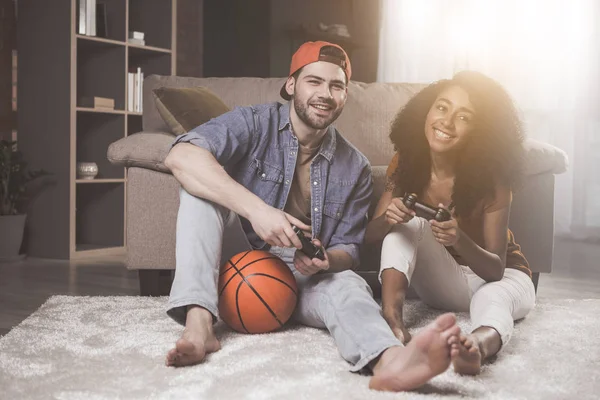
[1,296,598,400]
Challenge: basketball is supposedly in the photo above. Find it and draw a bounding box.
[218,250,298,334]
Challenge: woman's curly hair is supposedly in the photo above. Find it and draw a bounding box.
[389,70,525,217]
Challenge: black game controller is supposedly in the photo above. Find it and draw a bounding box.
[402,193,451,222]
[292,226,326,260]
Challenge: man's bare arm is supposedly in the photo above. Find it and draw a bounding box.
[165,143,309,248]
[165,143,263,220]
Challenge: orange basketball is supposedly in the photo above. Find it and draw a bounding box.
[218,250,298,334]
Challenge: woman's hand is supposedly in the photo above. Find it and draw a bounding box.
[385,197,416,225]
[384,317,412,344]
[429,204,460,246]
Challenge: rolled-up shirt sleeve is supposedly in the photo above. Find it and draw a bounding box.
[171,106,255,166]
[327,163,373,269]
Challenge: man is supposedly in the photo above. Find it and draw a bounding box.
[164,41,461,392]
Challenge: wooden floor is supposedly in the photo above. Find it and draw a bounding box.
[1,238,599,336]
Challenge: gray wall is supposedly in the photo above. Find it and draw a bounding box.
[177,0,204,78]
[270,0,380,82]
[202,0,381,82]
[0,0,17,140]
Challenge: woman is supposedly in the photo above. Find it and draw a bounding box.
[365,71,536,375]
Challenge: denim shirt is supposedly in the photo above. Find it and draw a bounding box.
[172,102,373,269]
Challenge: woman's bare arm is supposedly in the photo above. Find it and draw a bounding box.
[449,205,509,282]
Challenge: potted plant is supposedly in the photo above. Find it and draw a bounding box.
[0,140,48,261]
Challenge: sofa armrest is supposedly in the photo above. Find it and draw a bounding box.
[524,138,568,176]
[107,131,174,174]
[509,172,556,273]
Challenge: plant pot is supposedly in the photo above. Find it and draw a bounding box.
[0,214,27,262]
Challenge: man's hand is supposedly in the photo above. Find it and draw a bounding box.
[294,239,330,276]
[429,204,460,246]
[385,197,416,225]
[248,204,310,249]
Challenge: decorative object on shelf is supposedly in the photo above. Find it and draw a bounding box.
[79,96,115,110]
[318,23,351,38]
[0,140,50,262]
[129,31,144,40]
[78,0,97,36]
[76,162,99,180]
[128,31,145,46]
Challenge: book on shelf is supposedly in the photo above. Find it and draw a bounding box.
[129,31,145,40]
[128,38,146,46]
[88,0,96,36]
[78,0,97,36]
[128,73,133,112]
[127,67,144,113]
[138,67,144,112]
[94,106,116,112]
[80,96,115,109]
[78,0,86,34]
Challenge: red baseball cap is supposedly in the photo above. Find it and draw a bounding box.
[280,41,352,100]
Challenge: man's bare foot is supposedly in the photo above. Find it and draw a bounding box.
[369,313,461,392]
[452,334,482,375]
[165,307,221,367]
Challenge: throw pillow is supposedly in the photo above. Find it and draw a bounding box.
[153,86,230,135]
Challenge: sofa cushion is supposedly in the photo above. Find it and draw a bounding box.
[142,76,426,166]
[153,86,230,135]
[107,132,172,173]
[370,166,387,216]
[143,76,288,134]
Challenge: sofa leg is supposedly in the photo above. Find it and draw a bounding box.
[138,270,173,296]
[532,272,540,294]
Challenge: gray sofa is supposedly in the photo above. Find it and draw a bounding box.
[108,75,568,296]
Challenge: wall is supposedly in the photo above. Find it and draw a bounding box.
[177,0,204,78]
[203,0,271,78]
[270,0,380,82]
[202,0,380,82]
[0,0,16,140]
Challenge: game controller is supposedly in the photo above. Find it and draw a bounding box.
[402,193,451,222]
[292,226,326,260]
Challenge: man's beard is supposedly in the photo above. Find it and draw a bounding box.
[293,97,343,130]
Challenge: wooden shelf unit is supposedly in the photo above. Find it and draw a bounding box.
[17,0,177,259]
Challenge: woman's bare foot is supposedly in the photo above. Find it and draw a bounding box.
[166,306,221,367]
[452,334,482,375]
[369,313,461,392]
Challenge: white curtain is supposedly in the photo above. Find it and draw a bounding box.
[377,0,600,239]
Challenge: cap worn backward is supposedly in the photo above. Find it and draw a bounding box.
[280,41,352,100]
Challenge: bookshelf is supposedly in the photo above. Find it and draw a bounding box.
[17,0,176,259]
